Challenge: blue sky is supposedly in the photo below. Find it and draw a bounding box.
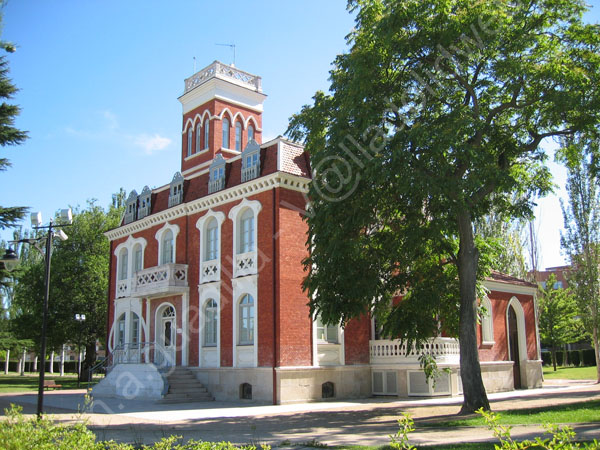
[1,1,599,270]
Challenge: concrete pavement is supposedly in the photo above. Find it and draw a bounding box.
[0,379,598,447]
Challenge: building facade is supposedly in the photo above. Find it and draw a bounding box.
[94,61,543,403]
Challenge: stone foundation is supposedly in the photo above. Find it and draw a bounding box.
[92,363,166,400]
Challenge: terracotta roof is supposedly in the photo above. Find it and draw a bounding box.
[487,270,537,288]
[279,140,310,177]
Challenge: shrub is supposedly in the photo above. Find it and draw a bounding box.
[582,349,596,366]
[0,405,273,450]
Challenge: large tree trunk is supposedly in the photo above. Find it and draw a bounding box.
[79,342,97,383]
[594,327,600,384]
[457,210,490,414]
[552,344,557,371]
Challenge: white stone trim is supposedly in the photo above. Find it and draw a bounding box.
[484,280,537,296]
[228,198,262,278]
[312,314,345,367]
[155,222,180,266]
[231,275,258,368]
[196,210,226,284]
[182,291,189,366]
[481,295,495,345]
[506,296,528,363]
[198,281,221,368]
[155,301,177,366]
[109,297,144,352]
[106,172,309,241]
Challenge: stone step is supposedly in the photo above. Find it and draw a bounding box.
[168,386,208,394]
[162,392,214,402]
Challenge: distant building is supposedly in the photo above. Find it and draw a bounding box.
[532,265,570,290]
[93,61,543,403]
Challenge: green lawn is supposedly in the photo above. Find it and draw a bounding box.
[420,400,600,427]
[543,365,598,380]
[0,373,98,392]
[339,446,497,450]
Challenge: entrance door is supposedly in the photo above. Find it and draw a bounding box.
[508,305,521,389]
[157,306,176,367]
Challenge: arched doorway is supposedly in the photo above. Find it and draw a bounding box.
[508,305,521,389]
[156,305,176,367]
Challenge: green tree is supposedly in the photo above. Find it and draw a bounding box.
[538,274,580,371]
[287,0,600,412]
[12,198,123,381]
[560,136,600,383]
[475,211,528,279]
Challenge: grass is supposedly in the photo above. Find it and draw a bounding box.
[0,373,98,392]
[420,399,600,427]
[338,445,497,450]
[543,365,598,380]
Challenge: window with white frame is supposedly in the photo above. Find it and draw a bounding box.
[204,299,218,347]
[239,209,254,254]
[316,315,339,343]
[235,122,242,151]
[161,229,174,265]
[118,248,128,281]
[124,190,138,224]
[248,125,254,143]
[133,243,143,273]
[241,140,260,182]
[208,154,226,194]
[238,294,254,345]
[117,314,126,347]
[138,186,152,219]
[222,118,230,149]
[205,217,218,261]
[168,172,184,207]
[480,296,494,345]
[187,127,193,156]
[130,312,140,345]
[204,118,210,149]
[195,123,201,153]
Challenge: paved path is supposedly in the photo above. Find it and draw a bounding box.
[0,380,598,447]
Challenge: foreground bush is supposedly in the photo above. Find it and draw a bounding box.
[0,405,270,450]
[390,411,600,450]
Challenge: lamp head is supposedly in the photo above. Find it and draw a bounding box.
[60,209,73,225]
[54,229,68,241]
[31,212,42,228]
[0,247,19,271]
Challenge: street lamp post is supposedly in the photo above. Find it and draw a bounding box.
[75,313,86,388]
[0,209,72,418]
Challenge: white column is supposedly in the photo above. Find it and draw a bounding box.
[49,351,54,373]
[59,344,65,376]
[182,292,189,366]
[19,348,26,376]
[4,349,9,374]
[33,356,38,372]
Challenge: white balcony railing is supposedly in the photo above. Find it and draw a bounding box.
[201,260,219,283]
[133,263,188,297]
[184,61,262,94]
[370,338,460,365]
[116,279,130,298]
[234,251,257,277]
[241,163,260,183]
[110,342,174,368]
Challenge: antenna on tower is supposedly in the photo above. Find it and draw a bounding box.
[215,43,236,66]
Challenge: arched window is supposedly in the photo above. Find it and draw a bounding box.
[133,243,143,273]
[130,313,140,345]
[238,294,254,345]
[481,296,494,345]
[240,209,254,254]
[187,127,193,157]
[204,299,218,347]
[248,125,254,143]
[162,306,175,347]
[222,118,230,149]
[118,248,128,281]
[235,122,242,151]
[161,229,174,264]
[117,313,126,347]
[196,123,202,153]
[205,217,218,261]
[204,118,210,149]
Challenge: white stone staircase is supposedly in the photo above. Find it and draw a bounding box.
[162,367,214,403]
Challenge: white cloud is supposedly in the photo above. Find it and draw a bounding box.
[133,133,172,154]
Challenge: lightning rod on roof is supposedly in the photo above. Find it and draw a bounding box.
[215,43,236,66]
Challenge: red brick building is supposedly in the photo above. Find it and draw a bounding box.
[93,61,542,403]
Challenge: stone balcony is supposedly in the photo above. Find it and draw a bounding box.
[132,263,188,298]
[369,338,460,365]
[184,61,262,94]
